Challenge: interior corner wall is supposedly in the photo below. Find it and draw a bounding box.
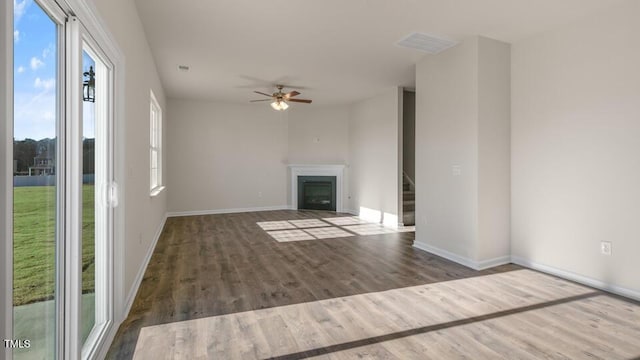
[415,38,479,260]
[348,87,400,223]
[166,99,289,214]
[92,0,167,303]
[511,0,640,296]
[414,36,510,267]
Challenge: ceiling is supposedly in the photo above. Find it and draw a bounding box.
[133,0,622,105]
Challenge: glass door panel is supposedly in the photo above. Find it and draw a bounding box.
[81,50,96,344]
[80,39,111,357]
[12,1,60,358]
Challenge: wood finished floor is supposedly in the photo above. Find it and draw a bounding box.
[107,210,640,359]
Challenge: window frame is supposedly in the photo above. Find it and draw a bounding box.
[149,90,164,196]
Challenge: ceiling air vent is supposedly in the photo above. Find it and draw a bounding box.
[396,33,458,54]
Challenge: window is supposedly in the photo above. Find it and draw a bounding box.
[150,90,163,195]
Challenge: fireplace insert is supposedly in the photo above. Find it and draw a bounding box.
[297,176,336,211]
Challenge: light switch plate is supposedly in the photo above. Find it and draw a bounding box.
[601,241,612,256]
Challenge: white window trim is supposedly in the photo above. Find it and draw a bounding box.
[149,90,164,196]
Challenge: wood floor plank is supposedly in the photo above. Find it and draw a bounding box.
[475,315,576,360]
[541,300,640,357]
[329,343,401,360]
[276,302,335,355]
[233,312,272,359]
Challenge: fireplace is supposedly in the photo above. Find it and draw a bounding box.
[289,164,344,212]
[297,176,336,211]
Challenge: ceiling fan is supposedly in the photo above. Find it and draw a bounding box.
[250,85,312,111]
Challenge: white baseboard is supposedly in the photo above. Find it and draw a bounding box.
[412,241,510,271]
[167,205,292,217]
[410,241,640,302]
[121,214,167,320]
[413,241,477,269]
[168,206,363,218]
[511,256,640,302]
[477,255,512,270]
[343,208,359,216]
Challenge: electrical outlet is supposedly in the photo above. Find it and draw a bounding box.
[258,191,263,198]
[600,241,612,256]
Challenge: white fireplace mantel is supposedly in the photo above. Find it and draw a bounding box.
[288,164,345,212]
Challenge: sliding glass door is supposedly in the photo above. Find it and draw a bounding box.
[10,1,115,359]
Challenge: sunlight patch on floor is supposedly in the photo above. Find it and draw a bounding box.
[257,217,415,242]
[342,223,398,236]
[256,221,297,231]
[303,227,353,239]
[287,219,329,228]
[130,269,639,360]
[266,229,316,242]
[322,216,370,226]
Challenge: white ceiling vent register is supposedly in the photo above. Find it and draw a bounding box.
[396,33,459,54]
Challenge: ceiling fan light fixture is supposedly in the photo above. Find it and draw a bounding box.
[271,100,289,111]
[252,85,309,110]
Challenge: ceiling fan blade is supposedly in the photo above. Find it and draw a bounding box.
[254,91,273,97]
[287,98,312,104]
[284,91,300,99]
[250,99,272,102]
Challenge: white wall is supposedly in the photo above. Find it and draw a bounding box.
[415,36,510,267]
[477,37,511,262]
[286,105,350,208]
[167,100,289,214]
[166,101,352,214]
[348,87,401,224]
[286,105,349,165]
[511,0,640,297]
[415,39,479,260]
[92,0,168,310]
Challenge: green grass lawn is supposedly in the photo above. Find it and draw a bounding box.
[13,185,95,306]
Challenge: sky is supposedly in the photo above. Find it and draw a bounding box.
[14,0,95,141]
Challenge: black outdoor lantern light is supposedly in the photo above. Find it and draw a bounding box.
[83,65,95,102]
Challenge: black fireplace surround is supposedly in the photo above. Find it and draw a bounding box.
[297,176,337,211]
